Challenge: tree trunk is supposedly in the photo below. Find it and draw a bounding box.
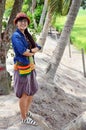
[31,0,37,29]
[0,34,10,95]
[32,0,36,9]
[0,65,10,95]
[0,0,24,95]
[0,0,10,95]
[6,0,24,35]
[38,10,52,47]
[0,0,6,35]
[39,0,48,26]
[46,0,82,79]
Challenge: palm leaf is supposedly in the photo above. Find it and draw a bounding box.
[48,0,71,16]
[62,0,72,15]
[48,0,63,15]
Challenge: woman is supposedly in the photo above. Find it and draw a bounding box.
[11,12,41,125]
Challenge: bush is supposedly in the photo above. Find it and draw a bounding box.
[27,11,34,29]
[34,5,43,24]
[22,4,29,13]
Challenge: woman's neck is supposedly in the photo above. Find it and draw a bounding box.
[20,29,24,34]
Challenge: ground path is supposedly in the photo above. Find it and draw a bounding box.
[0,92,50,130]
[0,35,86,130]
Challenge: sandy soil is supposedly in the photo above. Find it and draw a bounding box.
[30,36,86,130]
[5,35,86,130]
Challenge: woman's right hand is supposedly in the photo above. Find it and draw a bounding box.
[23,49,34,56]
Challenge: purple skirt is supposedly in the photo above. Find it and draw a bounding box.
[14,70,38,98]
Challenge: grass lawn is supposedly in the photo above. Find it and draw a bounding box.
[55,8,86,52]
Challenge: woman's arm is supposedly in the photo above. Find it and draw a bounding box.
[31,43,42,53]
[23,49,34,56]
[31,47,39,53]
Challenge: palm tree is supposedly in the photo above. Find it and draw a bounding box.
[0,0,24,95]
[38,10,52,46]
[0,0,6,35]
[31,0,37,29]
[0,0,9,95]
[6,0,24,35]
[81,0,86,9]
[39,0,48,26]
[38,0,70,47]
[46,0,82,80]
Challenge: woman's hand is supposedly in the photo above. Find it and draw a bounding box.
[31,47,39,53]
[23,49,34,56]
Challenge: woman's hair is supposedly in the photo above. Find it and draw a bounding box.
[24,28,36,49]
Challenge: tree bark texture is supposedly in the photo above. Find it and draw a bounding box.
[39,0,48,26]
[0,0,6,35]
[0,0,24,95]
[38,11,52,47]
[6,0,24,35]
[46,0,82,79]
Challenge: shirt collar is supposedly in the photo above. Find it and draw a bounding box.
[16,28,25,37]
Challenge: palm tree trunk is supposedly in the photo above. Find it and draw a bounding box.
[38,10,52,47]
[31,0,37,29]
[46,0,82,79]
[6,0,24,35]
[0,0,6,35]
[0,0,24,95]
[0,36,10,95]
[0,0,10,95]
[39,0,48,26]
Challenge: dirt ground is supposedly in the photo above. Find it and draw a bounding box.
[30,36,86,130]
[5,35,86,130]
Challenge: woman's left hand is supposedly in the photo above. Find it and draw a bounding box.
[31,47,39,53]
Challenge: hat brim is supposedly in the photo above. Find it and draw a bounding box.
[14,16,30,25]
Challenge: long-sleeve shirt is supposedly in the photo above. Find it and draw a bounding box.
[11,28,41,65]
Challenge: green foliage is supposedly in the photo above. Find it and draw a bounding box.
[5,0,14,9]
[27,11,34,29]
[62,0,71,15]
[81,0,86,9]
[36,0,44,4]
[51,12,59,26]
[34,5,43,24]
[23,0,32,8]
[4,8,12,19]
[54,16,66,31]
[4,0,14,19]
[54,9,86,52]
[22,0,43,31]
[3,0,44,34]
[36,25,42,33]
[22,4,29,13]
[24,0,31,4]
[2,21,7,29]
[48,0,72,27]
[71,15,86,51]
[48,0,63,15]
[32,32,37,41]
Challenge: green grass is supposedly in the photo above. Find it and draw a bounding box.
[55,8,86,52]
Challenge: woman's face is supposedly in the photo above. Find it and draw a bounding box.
[17,18,28,32]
